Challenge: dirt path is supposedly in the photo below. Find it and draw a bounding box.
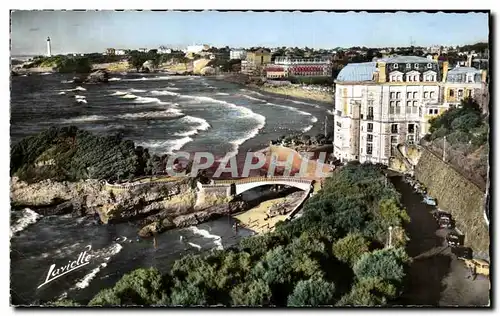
[389,175,490,306]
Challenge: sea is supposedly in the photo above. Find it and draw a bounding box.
[9,72,333,305]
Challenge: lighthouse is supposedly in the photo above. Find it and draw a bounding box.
[46,37,52,57]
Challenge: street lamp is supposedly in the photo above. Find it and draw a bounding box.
[388,226,393,248]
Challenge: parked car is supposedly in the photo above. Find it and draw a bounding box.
[438,217,454,229]
[452,246,473,260]
[433,211,451,222]
[423,195,437,206]
[446,232,464,247]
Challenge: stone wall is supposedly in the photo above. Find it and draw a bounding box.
[414,147,489,258]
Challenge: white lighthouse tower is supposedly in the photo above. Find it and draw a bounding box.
[46,37,52,57]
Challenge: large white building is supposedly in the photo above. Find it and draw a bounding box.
[230,49,247,60]
[186,44,210,54]
[333,55,487,165]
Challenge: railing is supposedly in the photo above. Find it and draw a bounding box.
[211,176,313,186]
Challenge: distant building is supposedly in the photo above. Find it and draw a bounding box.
[271,56,332,78]
[138,48,148,53]
[105,48,126,56]
[115,49,126,55]
[230,49,247,60]
[242,48,271,76]
[158,46,172,54]
[186,44,210,54]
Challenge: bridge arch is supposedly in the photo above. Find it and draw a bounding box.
[233,177,313,195]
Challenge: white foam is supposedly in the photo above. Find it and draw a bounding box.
[117,108,183,120]
[302,125,314,133]
[108,77,122,82]
[187,242,202,251]
[58,92,66,95]
[179,116,211,131]
[150,90,180,97]
[134,96,166,104]
[120,93,138,99]
[187,226,223,250]
[216,92,230,96]
[266,102,312,116]
[129,88,147,93]
[10,208,42,237]
[290,100,321,108]
[110,91,127,96]
[125,76,173,82]
[166,87,180,91]
[74,86,86,91]
[73,263,107,290]
[310,116,318,123]
[75,99,88,104]
[61,115,108,123]
[74,95,86,99]
[41,72,52,75]
[240,94,267,103]
[138,137,193,153]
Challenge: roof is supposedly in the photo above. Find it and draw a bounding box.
[378,56,436,64]
[336,62,377,82]
[448,66,482,74]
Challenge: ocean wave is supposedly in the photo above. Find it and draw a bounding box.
[216,92,230,96]
[266,102,312,116]
[134,96,167,104]
[179,115,211,131]
[108,77,122,81]
[187,242,202,251]
[129,88,147,93]
[117,108,183,120]
[61,115,108,123]
[73,263,107,290]
[150,90,180,97]
[75,99,88,104]
[310,116,318,123]
[10,208,42,237]
[240,94,267,103]
[174,129,199,137]
[302,125,314,133]
[74,86,86,91]
[125,76,173,82]
[166,87,180,91]
[110,91,128,96]
[58,91,66,95]
[120,93,138,99]
[74,95,86,99]
[290,100,321,108]
[138,137,193,153]
[187,226,223,250]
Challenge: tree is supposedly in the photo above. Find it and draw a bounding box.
[353,247,409,284]
[169,282,208,306]
[287,278,336,306]
[89,288,122,306]
[110,268,168,305]
[230,279,272,306]
[332,233,370,267]
[337,277,396,306]
[378,198,410,227]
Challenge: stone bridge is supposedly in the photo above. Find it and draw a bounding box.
[197,176,314,197]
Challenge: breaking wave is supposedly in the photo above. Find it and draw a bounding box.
[10,208,42,237]
[187,226,223,250]
[150,90,180,97]
[179,115,211,131]
[117,108,183,120]
[108,77,122,82]
[302,125,314,133]
[61,115,108,123]
[266,102,312,116]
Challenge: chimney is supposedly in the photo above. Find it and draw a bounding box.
[467,54,473,68]
[377,62,386,83]
[481,70,488,83]
[441,61,449,83]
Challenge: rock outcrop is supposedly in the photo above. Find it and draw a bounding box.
[84,69,109,83]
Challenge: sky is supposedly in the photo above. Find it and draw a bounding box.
[10,11,489,55]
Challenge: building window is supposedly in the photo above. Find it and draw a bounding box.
[408,124,415,133]
[393,63,398,69]
[336,121,341,127]
[390,101,395,106]
[368,100,374,106]
[406,101,411,107]
[407,92,412,99]
[398,75,403,82]
[396,92,401,98]
[406,63,411,69]
[434,109,439,114]
[396,101,401,106]
[458,90,463,97]
[413,75,419,82]
[367,143,373,155]
[449,89,455,97]
[414,63,419,69]
[408,135,415,143]
[427,63,432,69]
[368,106,374,118]
[367,134,373,142]
[389,106,395,114]
[428,109,434,115]
[408,76,413,82]
[395,106,401,114]
[424,91,428,98]
[467,90,472,97]
[367,123,373,132]
[391,124,398,133]
[430,91,435,98]
[413,92,417,98]
[390,92,395,99]
[391,136,398,144]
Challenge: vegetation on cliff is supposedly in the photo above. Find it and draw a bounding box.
[23,55,92,73]
[424,97,489,187]
[10,126,171,183]
[55,163,410,307]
